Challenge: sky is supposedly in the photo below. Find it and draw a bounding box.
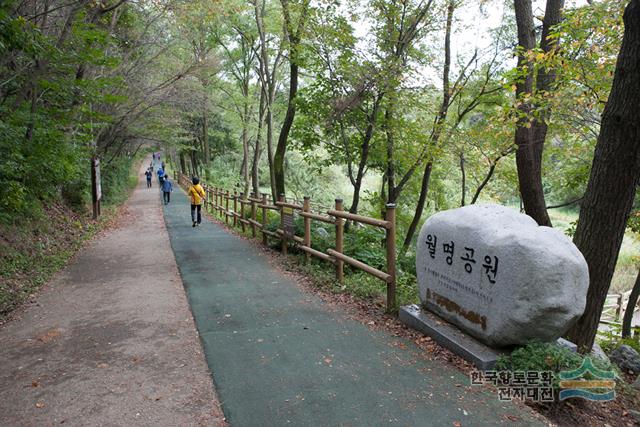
[347,0,591,87]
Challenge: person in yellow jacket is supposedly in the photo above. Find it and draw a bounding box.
[188,176,206,227]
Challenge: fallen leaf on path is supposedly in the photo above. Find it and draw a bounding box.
[36,329,61,343]
[31,380,39,388]
[35,402,45,408]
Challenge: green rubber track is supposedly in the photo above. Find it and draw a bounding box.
[163,186,542,427]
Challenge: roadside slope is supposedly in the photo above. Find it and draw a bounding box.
[0,159,224,426]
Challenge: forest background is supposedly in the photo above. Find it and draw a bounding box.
[1,0,639,353]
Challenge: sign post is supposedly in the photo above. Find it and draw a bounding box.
[282,206,295,237]
[91,157,102,220]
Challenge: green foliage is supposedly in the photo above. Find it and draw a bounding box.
[344,225,386,270]
[496,340,617,390]
[598,324,640,355]
[101,156,136,205]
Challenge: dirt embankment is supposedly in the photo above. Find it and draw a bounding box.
[0,200,122,322]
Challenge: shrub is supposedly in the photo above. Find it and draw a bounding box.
[496,340,617,390]
[598,325,640,354]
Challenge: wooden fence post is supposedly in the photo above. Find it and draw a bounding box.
[386,203,397,312]
[303,196,311,264]
[251,192,257,238]
[335,198,344,284]
[233,191,238,227]
[240,192,246,233]
[225,190,230,225]
[615,294,623,321]
[261,193,268,245]
[219,189,224,217]
[279,194,287,255]
[215,188,220,216]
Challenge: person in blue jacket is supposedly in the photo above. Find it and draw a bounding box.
[157,168,165,185]
[162,175,173,204]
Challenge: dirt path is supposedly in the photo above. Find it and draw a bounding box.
[0,158,224,426]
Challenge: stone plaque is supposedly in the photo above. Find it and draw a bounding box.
[416,204,588,347]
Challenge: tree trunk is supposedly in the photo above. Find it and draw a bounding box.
[566,0,640,352]
[401,162,433,255]
[274,54,299,197]
[274,0,309,198]
[349,162,366,215]
[349,99,379,215]
[460,152,466,207]
[253,87,266,196]
[202,99,210,167]
[400,0,454,256]
[622,269,640,338]
[242,83,250,196]
[190,150,199,178]
[254,0,279,201]
[384,106,397,205]
[513,0,563,227]
[266,102,277,200]
[202,110,210,167]
[471,163,497,204]
[179,152,187,174]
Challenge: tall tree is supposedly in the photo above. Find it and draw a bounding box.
[377,0,435,207]
[401,2,505,255]
[565,0,640,352]
[253,0,284,200]
[512,0,563,226]
[217,26,258,196]
[273,0,311,198]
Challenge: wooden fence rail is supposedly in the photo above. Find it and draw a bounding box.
[177,173,398,311]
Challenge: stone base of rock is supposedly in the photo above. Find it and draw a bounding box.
[400,305,579,370]
[399,304,507,370]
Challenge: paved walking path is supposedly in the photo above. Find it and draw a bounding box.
[165,184,543,426]
[0,159,224,426]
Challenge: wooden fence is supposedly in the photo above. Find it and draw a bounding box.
[177,173,398,311]
[600,290,640,333]
[176,172,640,329]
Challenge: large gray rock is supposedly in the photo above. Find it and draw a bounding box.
[609,345,640,374]
[416,204,588,348]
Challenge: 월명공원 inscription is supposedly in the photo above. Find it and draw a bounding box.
[416,204,589,347]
